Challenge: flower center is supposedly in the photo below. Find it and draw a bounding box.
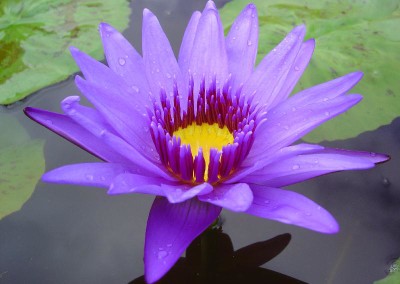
[173,123,234,166]
[148,78,257,185]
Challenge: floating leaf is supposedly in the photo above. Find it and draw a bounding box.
[220,0,400,142]
[0,0,130,105]
[0,115,45,219]
[374,258,400,284]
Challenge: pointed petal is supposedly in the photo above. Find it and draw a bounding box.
[269,71,363,118]
[247,94,363,163]
[188,1,228,102]
[24,107,129,164]
[246,185,339,234]
[108,173,167,195]
[74,77,158,162]
[273,39,315,102]
[241,25,305,110]
[243,148,388,187]
[69,47,152,109]
[163,183,213,203]
[226,3,258,93]
[60,96,172,180]
[178,11,201,73]
[144,197,221,283]
[43,163,128,187]
[142,9,186,107]
[227,143,324,184]
[99,23,150,95]
[198,183,253,212]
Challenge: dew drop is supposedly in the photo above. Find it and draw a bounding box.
[100,176,106,181]
[292,164,300,170]
[370,152,376,157]
[264,200,270,204]
[291,107,296,112]
[118,58,126,66]
[45,119,53,125]
[305,211,312,216]
[323,97,329,102]
[324,111,330,116]
[166,73,172,79]
[232,36,236,40]
[247,40,252,46]
[156,68,160,73]
[294,66,300,71]
[166,243,173,248]
[283,125,289,130]
[85,174,94,181]
[131,85,139,92]
[157,250,168,260]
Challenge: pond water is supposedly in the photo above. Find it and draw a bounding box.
[1,0,399,283]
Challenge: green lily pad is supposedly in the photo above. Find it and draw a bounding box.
[374,258,400,284]
[0,115,45,219]
[220,0,400,142]
[0,0,130,105]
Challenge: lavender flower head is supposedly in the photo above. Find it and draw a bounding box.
[25,1,388,283]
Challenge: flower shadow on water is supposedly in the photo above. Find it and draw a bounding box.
[130,227,305,284]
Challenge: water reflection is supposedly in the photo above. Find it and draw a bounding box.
[130,227,305,284]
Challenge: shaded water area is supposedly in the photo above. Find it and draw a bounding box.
[1,0,400,283]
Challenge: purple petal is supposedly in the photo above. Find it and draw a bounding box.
[142,9,186,107]
[246,185,339,234]
[163,183,213,203]
[178,11,201,76]
[268,71,364,118]
[247,94,363,163]
[145,197,221,283]
[24,107,130,164]
[60,95,169,179]
[198,183,253,212]
[226,3,258,94]
[241,25,305,110]
[43,163,128,187]
[228,143,324,183]
[108,173,168,195]
[74,76,159,163]
[243,148,388,187]
[188,1,228,102]
[98,23,150,95]
[272,39,315,103]
[69,47,152,110]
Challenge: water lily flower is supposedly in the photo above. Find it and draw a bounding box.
[25,1,388,283]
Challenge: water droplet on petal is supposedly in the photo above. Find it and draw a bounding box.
[370,152,376,157]
[45,119,53,125]
[247,40,252,46]
[324,111,330,116]
[131,85,139,92]
[118,58,126,66]
[323,97,329,102]
[294,66,300,71]
[85,174,94,181]
[292,164,300,170]
[305,211,312,216]
[157,250,168,260]
[166,73,171,79]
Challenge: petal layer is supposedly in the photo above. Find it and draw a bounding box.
[244,148,387,187]
[43,163,128,187]
[246,185,339,234]
[144,197,221,283]
[198,183,253,212]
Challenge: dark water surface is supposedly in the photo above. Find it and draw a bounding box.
[1,0,399,283]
